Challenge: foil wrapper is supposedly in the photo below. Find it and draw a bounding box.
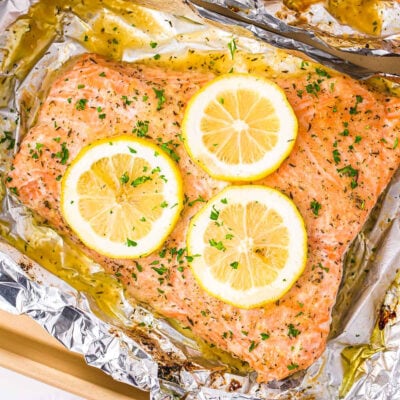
[188,0,400,55]
[0,1,399,399]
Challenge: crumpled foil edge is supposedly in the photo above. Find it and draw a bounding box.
[189,0,400,56]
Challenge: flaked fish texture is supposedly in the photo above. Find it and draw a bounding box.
[9,54,400,382]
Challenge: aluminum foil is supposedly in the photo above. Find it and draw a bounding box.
[188,0,400,55]
[0,1,400,399]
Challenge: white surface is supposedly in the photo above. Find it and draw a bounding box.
[0,366,84,400]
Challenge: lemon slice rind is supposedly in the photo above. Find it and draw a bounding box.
[182,74,298,182]
[187,185,307,309]
[61,136,183,259]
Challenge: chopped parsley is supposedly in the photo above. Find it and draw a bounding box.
[313,262,329,273]
[209,239,226,251]
[333,149,341,164]
[55,142,69,165]
[310,199,321,216]
[249,341,258,352]
[337,164,359,188]
[349,95,363,115]
[128,146,137,154]
[160,201,168,208]
[0,131,16,150]
[210,205,220,221]
[126,238,137,247]
[122,95,132,105]
[287,362,299,371]
[230,261,239,269]
[288,324,301,338]
[132,120,149,137]
[119,172,129,184]
[188,195,206,207]
[9,187,19,196]
[131,175,151,187]
[150,41,158,48]
[300,60,309,70]
[228,38,237,59]
[305,82,320,97]
[159,141,180,162]
[75,98,88,110]
[260,332,270,340]
[152,266,168,275]
[315,67,331,78]
[153,88,166,110]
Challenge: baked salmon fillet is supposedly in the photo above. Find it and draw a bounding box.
[9,54,400,382]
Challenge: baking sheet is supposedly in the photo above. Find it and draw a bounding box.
[0,310,149,400]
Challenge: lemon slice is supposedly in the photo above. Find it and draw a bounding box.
[182,74,298,181]
[61,136,183,259]
[187,185,307,308]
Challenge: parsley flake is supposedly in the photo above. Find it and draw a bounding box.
[153,88,166,110]
[260,332,270,340]
[333,149,341,164]
[188,195,206,207]
[315,67,331,78]
[288,324,301,338]
[337,165,359,188]
[131,176,151,187]
[209,239,226,251]
[128,146,137,154]
[249,341,258,352]
[75,98,87,110]
[0,131,15,150]
[132,120,149,137]
[55,142,69,165]
[126,238,137,247]
[120,172,129,184]
[230,261,239,269]
[210,205,220,221]
[287,362,299,371]
[349,95,363,115]
[228,38,237,59]
[310,199,321,216]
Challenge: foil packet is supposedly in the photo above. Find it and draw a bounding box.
[188,0,400,55]
[0,1,399,399]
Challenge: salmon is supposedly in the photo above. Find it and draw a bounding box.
[8,54,400,382]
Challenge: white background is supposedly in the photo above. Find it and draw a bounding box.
[0,366,84,400]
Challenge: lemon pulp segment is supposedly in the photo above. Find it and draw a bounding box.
[187,185,307,308]
[182,74,298,181]
[61,136,183,259]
